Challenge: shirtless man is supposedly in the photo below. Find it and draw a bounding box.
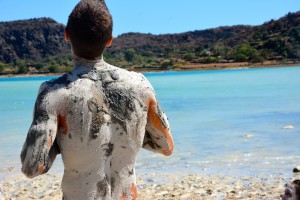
[20,0,174,199]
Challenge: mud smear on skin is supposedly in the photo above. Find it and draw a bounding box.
[105,89,136,132]
[128,168,134,177]
[142,130,162,150]
[102,70,136,134]
[87,85,109,140]
[157,106,168,129]
[21,129,48,177]
[88,99,104,139]
[33,88,50,125]
[110,177,115,193]
[102,143,114,157]
[95,178,109,198]
[82,69,138,135]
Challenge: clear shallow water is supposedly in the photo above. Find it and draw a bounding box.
[1,66,300,180]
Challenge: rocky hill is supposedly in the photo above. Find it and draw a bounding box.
[0,11,299,74]
[109,11,300,63]
[0,18,69,63]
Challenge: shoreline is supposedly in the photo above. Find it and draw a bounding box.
[1,172,291,199]
[174,61,300,70]
[1,62,300,78]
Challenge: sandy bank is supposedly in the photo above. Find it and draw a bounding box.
[1,61,300,78]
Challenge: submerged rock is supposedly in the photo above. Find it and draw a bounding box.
[282,125,294,129]
[244,134,253,138]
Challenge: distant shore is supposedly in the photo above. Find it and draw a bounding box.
[170,61,300,71]
[1,172,291,199]
[1,61,300,78]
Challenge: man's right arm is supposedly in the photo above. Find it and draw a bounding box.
[139,75,174,156]
[143,98,174,156]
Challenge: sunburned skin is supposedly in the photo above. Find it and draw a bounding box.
[20,56,174,200]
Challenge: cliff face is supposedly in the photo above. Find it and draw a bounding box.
[0,18,69,63]
[0,11,299,64]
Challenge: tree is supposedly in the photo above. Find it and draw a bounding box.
[251,55,264,63]
[183,53,194,61]
[66,66,73,71]
[34,63,44,70]
[235,54,248,62]
[0,62,7,73]
[18,66,28,74]
[48,66,58,73]
[124,49,135,62]
[235,44,259,61]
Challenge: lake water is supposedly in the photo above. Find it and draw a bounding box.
[1,66,300,180]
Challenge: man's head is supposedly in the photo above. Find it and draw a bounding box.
[66,0,113,60]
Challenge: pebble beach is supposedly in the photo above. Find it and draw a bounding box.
[0,172,291,200]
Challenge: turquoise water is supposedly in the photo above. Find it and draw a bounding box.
[1,66,300,180]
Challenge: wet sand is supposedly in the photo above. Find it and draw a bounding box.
[1,173,289,199]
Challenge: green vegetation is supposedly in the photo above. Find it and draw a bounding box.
[0,12,299,75]
[0,62,7,74]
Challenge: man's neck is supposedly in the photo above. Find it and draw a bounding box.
[72,54,104,74]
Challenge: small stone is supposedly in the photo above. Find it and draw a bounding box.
[146,179,154,183]
[207,189,213,195]
[156,191,168,196]
[180,193,190,198]
[194,189,206,195]
[293,166,300,173]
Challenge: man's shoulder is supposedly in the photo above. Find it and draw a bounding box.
[103,62,138,76]
[103,63,155,97]
[104,62,149,85]
[116,67,151,88]
[47,73,71,86]
[37,73,70,94]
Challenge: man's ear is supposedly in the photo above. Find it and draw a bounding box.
[106,35,113,47]
[64,29,70,42]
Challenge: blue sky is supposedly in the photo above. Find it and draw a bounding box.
[0,0,299,36]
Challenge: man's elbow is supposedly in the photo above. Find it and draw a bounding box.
[21,163,41,179]
[162,149,173,156]
[20,151,44,179]
[161,142,174,156]
[143,129,174,156]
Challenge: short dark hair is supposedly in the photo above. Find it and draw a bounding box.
[66,0,113,59]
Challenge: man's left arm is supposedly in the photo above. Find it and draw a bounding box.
[20,84,60,178]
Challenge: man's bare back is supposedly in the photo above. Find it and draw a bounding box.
[21,57,173,199]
